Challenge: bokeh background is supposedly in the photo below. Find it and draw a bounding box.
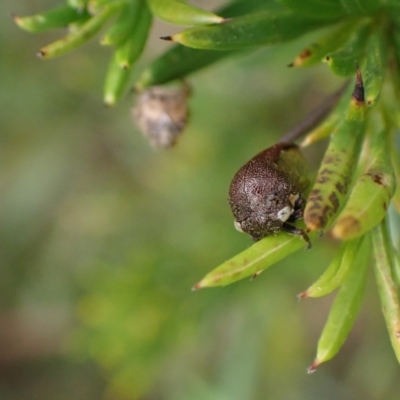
[2,1,400,399]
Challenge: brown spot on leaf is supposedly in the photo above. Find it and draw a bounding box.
[329,192,340,213]
[299,48,312,59]
[352,67,365,104]
[370,172,384,185]
[335,182,346,194]
[324,154,340,165]
[320,168,334,175]
[317,176,330,184]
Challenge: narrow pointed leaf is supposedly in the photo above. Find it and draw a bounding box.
[37,3,122,59]
[67,0,88,10]
[393,252,400,289]
[304,71,368,232]
[167,10,333,50]
[289,20,356,68]
[339,0,381,15]
[194,231,317,289]
[364,23,388,107]
[309,235,369,371]
[279,0,346,19]
[103,52,131,106]
[135,0,278,88]
[147,0,224,26]
[332,125,395,239]
[300,237,365,298]
[13,4,85,33]
[371,220,400,364]
[324,20,371,76]
[115,2,152,69]
[100,1,140,46]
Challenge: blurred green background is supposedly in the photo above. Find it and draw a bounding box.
[2,1,400,399]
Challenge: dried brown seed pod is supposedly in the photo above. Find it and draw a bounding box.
[228,142,311,247]
[132,83,191,148]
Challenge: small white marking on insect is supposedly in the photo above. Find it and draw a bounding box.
[234,220,244,233]
[277,206,292,222]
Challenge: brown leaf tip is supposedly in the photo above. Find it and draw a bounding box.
[250,271,262,280]
[307,360,319,374]
[36,50,46,58]
[191,282,203,291]
[297,291,308,300]
[352,66,364,103]
[160,36,173,41]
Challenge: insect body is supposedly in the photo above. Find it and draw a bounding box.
[228,142,311,247]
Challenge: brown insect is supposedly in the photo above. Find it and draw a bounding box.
[228,142,311,247]
[227,82,351,247]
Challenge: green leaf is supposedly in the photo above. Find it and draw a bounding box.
[37,2,122,59]
[371,220,400,364]
[103,51,131,106]
[309,235,369,371]
[135,0,280,88]
[100,1,141,46]
[304,71,368,232]
[332,124,395,240]
[324,19,372,76]
[339,0,382,15]
[147,0,224,26]
[300,237,366,298]
[193,230,317,289]
[67,0,88,10]
[289,20,356,67]
[166,10,334,50]
[13,4,85,33]
[364,22,388,107]
[114,1,152,69]
[279,0,346,19]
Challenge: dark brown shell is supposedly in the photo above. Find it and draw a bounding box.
[228,142,309,241]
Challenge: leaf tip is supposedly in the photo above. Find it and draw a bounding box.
[11,13,20,23]
[104,94,116,107]
[352,65,364,104]
[332,216,361,240]
[307,360,319,374]
[37,50,46,59]
[250,271,262,281]
[192,281,204,291]
[99,36,108,46]
[160,35,173,42]
[297,291,308,300]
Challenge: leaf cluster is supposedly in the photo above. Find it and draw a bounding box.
[13,0,400,378]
